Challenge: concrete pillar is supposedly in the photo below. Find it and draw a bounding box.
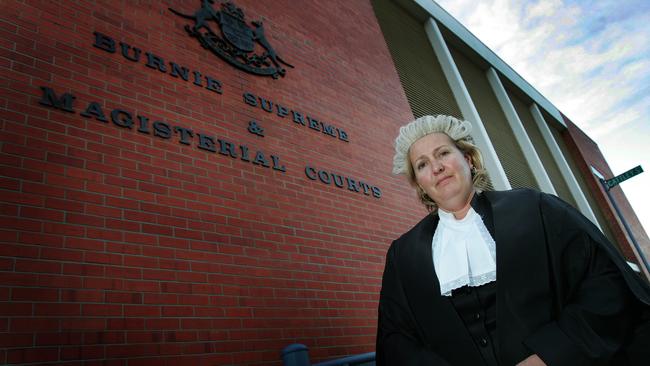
[529,103,600,229]
[486,67,556,194]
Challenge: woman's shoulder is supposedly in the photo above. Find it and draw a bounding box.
[385,214,436,266]
[484,187,543,200]
[394,214,436,244]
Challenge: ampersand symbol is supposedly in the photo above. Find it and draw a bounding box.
[247,120,265,137]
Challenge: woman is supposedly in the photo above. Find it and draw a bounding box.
[376,115,650,365]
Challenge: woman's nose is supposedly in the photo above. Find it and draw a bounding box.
[431,160,444,174]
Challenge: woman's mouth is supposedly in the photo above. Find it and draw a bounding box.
[436,176,452,187]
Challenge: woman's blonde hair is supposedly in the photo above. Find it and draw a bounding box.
[393,115,490,212]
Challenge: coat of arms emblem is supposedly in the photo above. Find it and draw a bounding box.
[169,0,294,79]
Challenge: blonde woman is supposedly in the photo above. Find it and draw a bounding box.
[376,115,650,365]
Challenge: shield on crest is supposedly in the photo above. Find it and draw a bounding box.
[219,12,254,52]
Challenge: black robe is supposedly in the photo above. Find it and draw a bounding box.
[376,189,650,365]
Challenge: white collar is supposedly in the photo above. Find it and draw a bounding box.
[432,207,496,296]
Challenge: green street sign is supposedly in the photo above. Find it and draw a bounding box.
[605,165,643,189]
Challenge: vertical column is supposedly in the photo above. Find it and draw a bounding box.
[424,18,510,190]
[530,103,601,229]
[486,68,556,194]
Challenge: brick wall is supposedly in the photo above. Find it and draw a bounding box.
[0,1,421,365]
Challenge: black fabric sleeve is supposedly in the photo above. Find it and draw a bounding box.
[376,243,451,366]
[524,194,638,366]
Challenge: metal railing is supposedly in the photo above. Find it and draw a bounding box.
[281,344,375,366]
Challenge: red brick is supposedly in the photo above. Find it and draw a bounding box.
[82,330,126,344]
[37,274,83,289]
[0,243,39,258]
[123,305,161,317]
[45,197,85,212]
[10,318,60,332]
[144,247,176,261]
[82,304,122,316]
[0,190,44,206]
[15,259,62,274]
[108,318,145,331]
[86,182,121,197]
[40,247,83,262]
[0,177,19,190]
[44,222,84,237]
[126,331,163,343]
[158,237,189,250]
[141,223,173,236]
[60,345,106,360]
[87,161,120,175]
[122,188,155,202]
[0,257,13,270]
[139,202,171,215]
[35,332,83,346]
[142,269,176,281]
[160,282,192,294]
[7,347,58,363]
[66,212,104,227]
[123,232,157,245]
[86,228,123,241]
[46,173,85,190]
[85,203,122,218]
[105,196,138,209]
[105,291,142,304]
[155,195,186,210]
[144,318,180,330]
[121,168,152,182]
[47,152,84,168]
[82,277,123,291]
[27,116,69,134]
[66,190,104,205]
[60,289,104,302]
[64,237,104,251]
[122,280,159,293]
[0,333,33,347]
[0,302,33,316]
[143,293,178,305]
[105,265,141,279]
[61,264,104,281]
[83,251,123,265]
[34,303,81,316]
[176,271,207,283]
[138,181,168,195]
[106,343,159,358]
[2,143,45,160]
[60,318,106,331]
[20,206,64,222]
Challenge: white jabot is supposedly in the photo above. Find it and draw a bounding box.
[432,206,496,296]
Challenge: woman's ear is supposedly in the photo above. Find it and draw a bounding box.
[464,153,473,167]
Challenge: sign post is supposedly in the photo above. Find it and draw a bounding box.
[595,165,649,276]
[604,165,643,191]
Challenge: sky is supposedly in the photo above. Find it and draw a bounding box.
[434,0,650,235]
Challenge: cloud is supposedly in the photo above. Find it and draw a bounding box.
[434,0,650,233]
[436,0,649,131]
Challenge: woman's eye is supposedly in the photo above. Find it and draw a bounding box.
[416,162,427,170]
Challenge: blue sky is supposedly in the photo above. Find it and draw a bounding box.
[434,0,650,236]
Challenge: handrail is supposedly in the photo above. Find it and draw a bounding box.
[314,351,375,366]
[281,343,376,366]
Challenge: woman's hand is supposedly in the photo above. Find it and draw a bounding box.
[516,354,546,366]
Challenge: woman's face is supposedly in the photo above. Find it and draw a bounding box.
[409,133,474,212]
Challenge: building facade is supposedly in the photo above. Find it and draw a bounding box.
[0,0,647,365]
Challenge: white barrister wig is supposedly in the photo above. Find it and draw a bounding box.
[392,115,474,176]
